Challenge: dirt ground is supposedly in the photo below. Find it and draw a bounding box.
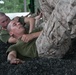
[0,38,76,75]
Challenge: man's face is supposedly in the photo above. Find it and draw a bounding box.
[8,20,25,38]
[0,16,10,28]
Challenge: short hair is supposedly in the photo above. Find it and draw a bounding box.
[7,22,11,32]
[0,12,5,17]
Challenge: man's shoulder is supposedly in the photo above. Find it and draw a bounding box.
[0,29,8,34]
[0,29,10,43]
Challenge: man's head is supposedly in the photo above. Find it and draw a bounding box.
[0,12,10,29]
[7,20,25,39]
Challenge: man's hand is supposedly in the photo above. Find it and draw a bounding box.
[21,31,42,43]
[21,34,33,43]
[7,51,25,64]
[10,58,25,64]
[8,36,17,43]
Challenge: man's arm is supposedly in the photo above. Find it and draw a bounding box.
[31,31,42,38]
[7,51,16,61]
[21,31,42,42]
[7,51,24,64]
[24,17,35,33]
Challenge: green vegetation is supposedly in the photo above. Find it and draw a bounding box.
[0,0,30,13]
